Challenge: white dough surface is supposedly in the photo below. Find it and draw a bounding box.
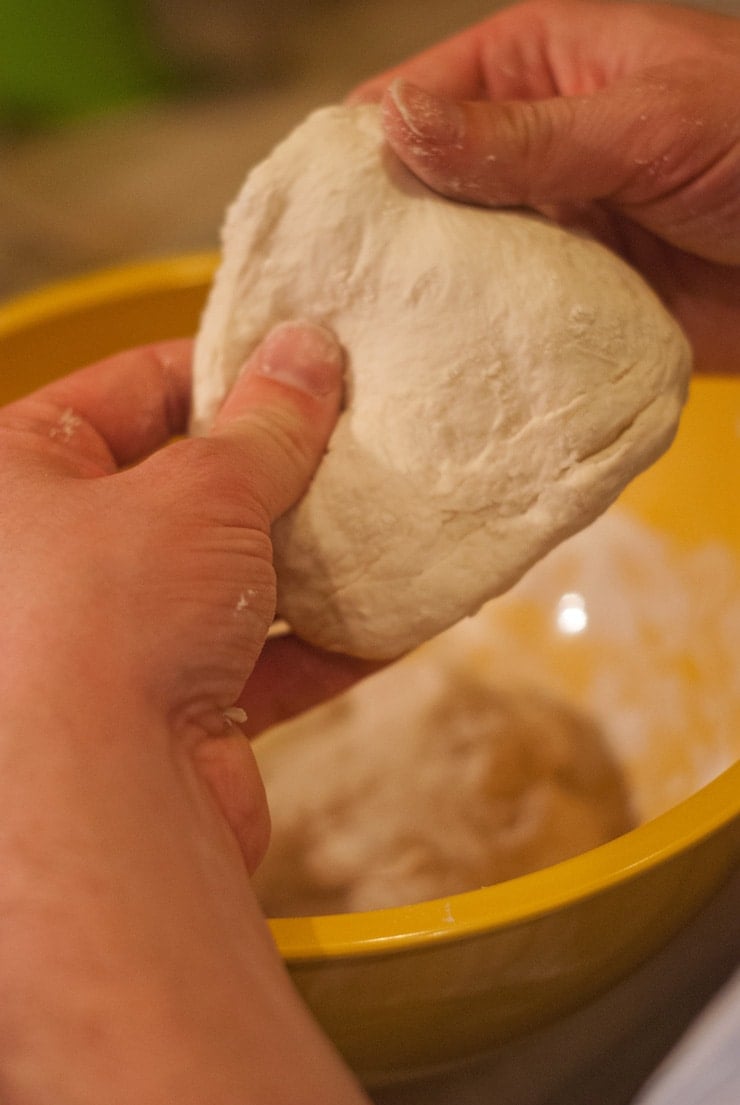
[193,104,691,658]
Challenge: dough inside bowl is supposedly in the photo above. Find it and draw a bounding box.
[253,659,635,917]
[253,501,740,918]
[193,103,691,659]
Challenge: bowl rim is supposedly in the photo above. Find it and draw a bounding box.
[0,252,219,338]
[2,256,738,964]
[269,762,740,961]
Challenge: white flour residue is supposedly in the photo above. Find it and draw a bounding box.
[49,407,82,442]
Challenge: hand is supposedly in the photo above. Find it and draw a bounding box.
[0,324,369,1103]
[351,0,740,375]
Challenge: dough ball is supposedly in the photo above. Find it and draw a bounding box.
[193,104,691,659]
[252,664,635,916]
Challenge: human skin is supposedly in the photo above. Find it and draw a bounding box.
[351,0,740,375]
[2,5,738,1100]
[0,322,371,1103]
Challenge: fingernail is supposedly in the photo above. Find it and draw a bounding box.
[387,78,464,144]
[256,321,344,398]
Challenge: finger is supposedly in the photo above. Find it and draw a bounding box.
[382,78,644,209]
[206,320,344,526]
[0,338,192,474]
[235,635,381,739]
[382,69,740,266]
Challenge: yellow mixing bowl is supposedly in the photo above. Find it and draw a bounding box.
[1,255,739,1085]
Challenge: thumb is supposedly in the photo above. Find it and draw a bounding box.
[382,78,635,209]
[208,319,345,525]
[380,75,692,221]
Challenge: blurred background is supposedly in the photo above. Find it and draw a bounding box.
[1,0,737,302]
[0,0,498,300]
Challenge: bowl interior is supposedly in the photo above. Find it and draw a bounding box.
[1,256,739,965]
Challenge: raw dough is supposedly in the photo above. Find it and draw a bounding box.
[193,104,691,659]
[253,662,635,916]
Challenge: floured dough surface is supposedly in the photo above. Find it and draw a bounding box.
[253,661,635,916]
[193,104,691,659]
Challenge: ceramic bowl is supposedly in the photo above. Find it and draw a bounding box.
[1,255,738,1084]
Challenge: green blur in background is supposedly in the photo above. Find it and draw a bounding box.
[0,0,170,127]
